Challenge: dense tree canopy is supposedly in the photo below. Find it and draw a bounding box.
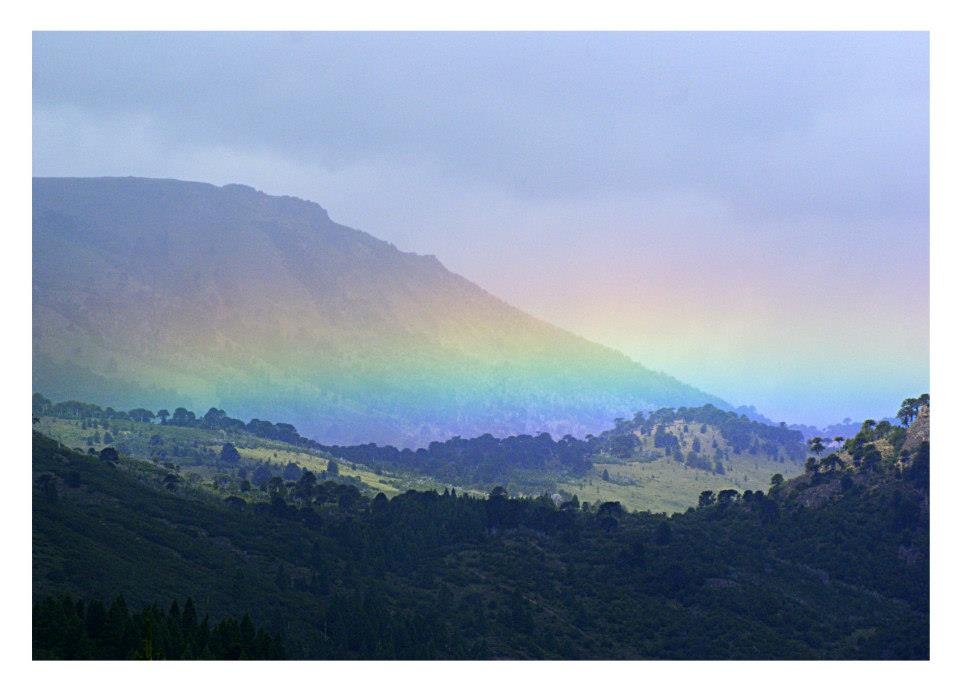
[33,595,283,660]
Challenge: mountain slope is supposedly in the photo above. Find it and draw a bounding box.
[33,176,728,445]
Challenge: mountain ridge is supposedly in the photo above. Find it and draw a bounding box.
[33,176,731,446]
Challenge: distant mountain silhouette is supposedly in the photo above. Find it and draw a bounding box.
[33,177,730,445]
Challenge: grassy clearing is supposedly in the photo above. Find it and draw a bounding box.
[557,454,797,514]
[34,415,801,513]
[237,445,400,494]
[32,416,461,500]
[552,419,802,513]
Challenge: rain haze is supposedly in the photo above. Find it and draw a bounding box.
[32,31,929,426]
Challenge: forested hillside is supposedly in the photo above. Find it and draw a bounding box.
[33,394,809,512]
[32,395,929,659]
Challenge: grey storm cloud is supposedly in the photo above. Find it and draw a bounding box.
[33,31,928,223]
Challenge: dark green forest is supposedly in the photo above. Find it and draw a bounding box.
[33,595,283,660]
[32,397,929,659]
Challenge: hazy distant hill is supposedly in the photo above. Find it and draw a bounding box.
[732,405,868,443]
[33,177,729,446]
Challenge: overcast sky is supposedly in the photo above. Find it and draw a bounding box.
[32,32,929,425]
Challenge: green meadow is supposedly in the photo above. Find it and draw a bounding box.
[35,412,798,514]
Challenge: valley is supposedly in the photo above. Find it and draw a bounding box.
[28,32,932,666]
[33,396,802,514]
[32,394,930,659]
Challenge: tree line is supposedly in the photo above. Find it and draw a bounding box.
[33,394,317,447]
[33,594,283,660]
